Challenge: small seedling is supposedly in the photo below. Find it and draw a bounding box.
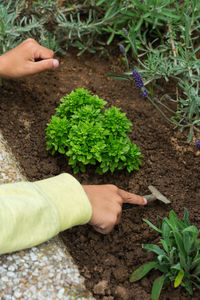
[130,209,200,300]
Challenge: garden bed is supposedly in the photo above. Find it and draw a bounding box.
[0,50,199,300]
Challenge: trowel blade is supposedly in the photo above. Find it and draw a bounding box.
[148,185,171,204]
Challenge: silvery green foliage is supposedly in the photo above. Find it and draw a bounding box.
[0,0,43,53]
[0,0,67,54]
[0,0,126,55]
[108,0,200,142]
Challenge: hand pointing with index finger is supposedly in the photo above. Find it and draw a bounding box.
[82,184,147,234]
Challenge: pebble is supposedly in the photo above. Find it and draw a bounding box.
[14,291,22,298]
[7,272,15,277]
[93,280,108,295]
[2,276,8,282]
[8,266,15,272]
[115,286,129,300]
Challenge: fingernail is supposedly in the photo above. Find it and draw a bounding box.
[53,59,59,68]
[143,197,147,204]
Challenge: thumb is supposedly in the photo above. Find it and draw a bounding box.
[30,59,59,74]
[118,188,147,206]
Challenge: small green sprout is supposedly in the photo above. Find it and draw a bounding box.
[130,209,200,300]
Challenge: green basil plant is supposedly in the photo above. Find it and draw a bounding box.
[46,88,142,174]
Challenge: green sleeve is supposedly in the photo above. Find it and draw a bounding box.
[0,173,92,255]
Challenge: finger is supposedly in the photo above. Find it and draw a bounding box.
[28,59,59,74]
[93,225,113,235]
[22,39,54,60]
[37,45,54,60]
[116,211,122,225]
[118,188,147,205]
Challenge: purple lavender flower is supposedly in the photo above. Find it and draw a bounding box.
[119,44,126,55]
[154,97,158,101]
[122,28,128,36]
[141,88,149,97]
[196,141,200,151]
[132,70,144,89]
[183,119,188,124]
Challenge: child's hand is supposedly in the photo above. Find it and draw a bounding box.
[82,184,147,234]
[0,38,59,78]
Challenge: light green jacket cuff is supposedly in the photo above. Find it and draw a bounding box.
[0,173,92,255]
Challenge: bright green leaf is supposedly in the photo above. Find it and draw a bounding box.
[129,261,158,282]
[142,244,165,256]
[143,219,162,233]
[152,275,166,300]
[174,269,184,288]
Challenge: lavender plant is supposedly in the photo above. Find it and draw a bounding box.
[0,0,43,53]
[0,0,132,55]
[110,9,200,142]
[196,141,200,151]
[1,0,200,59]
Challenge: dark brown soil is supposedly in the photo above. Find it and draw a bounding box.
[0,50,199,300]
